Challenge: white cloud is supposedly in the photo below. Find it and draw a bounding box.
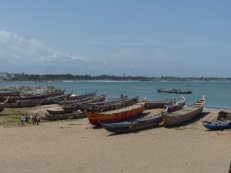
[0,30,88,72]
[173,40,224,48]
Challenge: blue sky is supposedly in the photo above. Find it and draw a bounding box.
[0,0,231,77]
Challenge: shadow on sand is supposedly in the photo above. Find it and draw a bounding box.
[107,124,163,136]
[164,111,210,128]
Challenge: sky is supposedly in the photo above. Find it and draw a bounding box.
[0,0,231,77]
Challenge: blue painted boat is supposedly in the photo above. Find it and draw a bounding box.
[101,113,162,133]
[201,120,231,130]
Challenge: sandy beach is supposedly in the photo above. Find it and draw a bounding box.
[0,108,231,173]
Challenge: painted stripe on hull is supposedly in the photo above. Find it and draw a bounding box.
[86,102,145,126]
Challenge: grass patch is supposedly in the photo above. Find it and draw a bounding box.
[224,129,231,131]
[0,108,81,127]
[0,108,29,127]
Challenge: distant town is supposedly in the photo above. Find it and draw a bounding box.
[0,72,231,82]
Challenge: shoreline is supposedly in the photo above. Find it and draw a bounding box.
[2,79,231,82]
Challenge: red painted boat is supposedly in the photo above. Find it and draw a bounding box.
[85,97,146,126]
[165,96,186,113]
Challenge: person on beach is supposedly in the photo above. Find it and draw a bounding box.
[20,114,24,125]
[25,114,28,124]
[30,114,33,124]
[36,114,40,125]
[32,114,36,125]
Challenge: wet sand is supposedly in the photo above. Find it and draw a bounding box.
[0,109,231,173]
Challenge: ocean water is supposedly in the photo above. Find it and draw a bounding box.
[0,81,230,109]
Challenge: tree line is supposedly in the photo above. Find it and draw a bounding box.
[2,73,231,81]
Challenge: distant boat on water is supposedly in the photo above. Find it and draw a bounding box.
[157,88,192,94]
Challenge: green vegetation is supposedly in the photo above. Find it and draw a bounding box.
[0,108,28,127]
[3,73,231,81]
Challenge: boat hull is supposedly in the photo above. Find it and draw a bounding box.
[163,97,205,127]
[167,103,185,112]
[86,101,146,126]
[202,120,231,130]
[102,114,162,133]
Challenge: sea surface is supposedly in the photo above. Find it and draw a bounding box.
[0,81,231,110]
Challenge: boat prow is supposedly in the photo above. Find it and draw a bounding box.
[162,96,205,127]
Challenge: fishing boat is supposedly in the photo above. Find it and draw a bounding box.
[5,99,41,108]
[43,111,85,121]
[201,119,231,130]
[0,91,20,97]
[145,99,176,109]
[101,113,162,133]
[72,111,86,119]
[101,98,184,133]
[162,96,205,127]
[68,90,96,100]
[81,96,138,112]
[0,97,9,112]
[60,95,95,105]
[217,110,231,120]
[78,92,106,107]
[165,96,186,112]
[16,89,65,100]
[47,109,73,114]
[85,97,146,126]
[157,88,192,94]
[79,96,128,110]
[60,92,106,111]
[40,92,72,105]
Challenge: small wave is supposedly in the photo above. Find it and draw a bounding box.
[62,80,73,82]
[204,106,231,111]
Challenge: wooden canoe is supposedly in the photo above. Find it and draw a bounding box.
[85,97,146,126]
[43,111,85,121]
[101,113,162,133]
[5,99,40,108]
[47,109,73,114]
[68,90,96,100]
[40,92,72,105]
[85,96,138,112]
[0,97,9,112]
[162,96,205,127]
[80,96,128,108]
[60,92,106,111]
[0,91,20,97]
[157,88,192,94]
[201,119,231,130]
[165,96,186,113]
[16,89,65,100]
[145,99,175,109]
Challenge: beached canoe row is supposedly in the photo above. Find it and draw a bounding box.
[85,97,146,126]
[162,96,205,127]
[85,96,205,133]
[1,89,220,132]
[44,95,139,121]
[1,90,102,108]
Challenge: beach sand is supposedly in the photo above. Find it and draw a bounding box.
[0,108,231,173]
